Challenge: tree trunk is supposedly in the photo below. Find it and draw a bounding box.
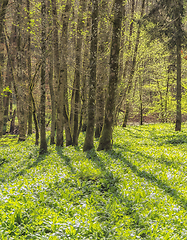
[31,91,39,145]
[175,3,182,131]
[121,0,145,127]
[47,0,56,145]
[115,0,135,118]
[73,0,87,146]
[16,0,27,141]
[52,0,64,147]
[97,0,123,151]
[48,56,56,144]
[122,102,129,127]
[0,0,9,137]
[156,79,164,123]
[27,0,32,135]
[40,0,47,154]
[95,0,110,138]
[10,109,16,134]
[0,28,5,136]
[83,0,98,151]
[139,76,143,125]
[60,0,72,146]
[80,14,92,133]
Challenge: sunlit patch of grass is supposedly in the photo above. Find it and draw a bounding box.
[0,124,187,239]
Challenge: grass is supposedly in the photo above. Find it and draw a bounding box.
[0,123,186,239]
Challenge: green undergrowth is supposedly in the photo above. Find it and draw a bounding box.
[0,123,187,239]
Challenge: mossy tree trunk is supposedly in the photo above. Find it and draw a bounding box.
[97,0,123,151]
[83,0,98,151]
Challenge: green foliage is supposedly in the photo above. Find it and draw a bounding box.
[0,125,187,239]
[1,86,12,97]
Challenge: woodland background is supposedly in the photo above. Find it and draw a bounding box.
[0,0,186,153]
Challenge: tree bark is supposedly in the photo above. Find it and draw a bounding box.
[31,90,39,145]
[47,0,56,145]
[0,27,5,136]
[115,0,135,119]
[40,0,47,154]
[16,0,27,141]
[80,12,92,133]
[3,59,10,134]
[60,0,72,146]
[0,0,9,137]
[72,0,87,146]
[97,0,123,151]
[175,2,182,131]
[83,0,98,151]
[27,0,32,135]
[51,0,64,147]
[95,0,110,138]
[121,0,145,127]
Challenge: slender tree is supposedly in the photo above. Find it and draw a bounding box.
[72,0,87,146]
[40,0,47,153]
[95,0,110,138]
[47,0,56,144]
[175,0,183,131]
[145,0,185,130]
[60,0,72,146]
[97,0,123,151]
[16,0,27,141]
[83,0,98,151]
[122,0,145,127]
[27,0,32,135]
[52,0,64,146]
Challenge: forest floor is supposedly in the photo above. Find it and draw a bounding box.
[0,123,186,239]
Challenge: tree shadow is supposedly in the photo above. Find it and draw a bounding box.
[85,148,149,238]
[55,146,75,173]
[113,142,187,170]
[107,149,187,210]
[0,158,7,167]
[13,152,50,179]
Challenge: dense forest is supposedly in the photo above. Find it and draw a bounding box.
[0,0,186,152]
[0,1,187,239]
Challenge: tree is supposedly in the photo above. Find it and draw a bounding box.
[72,0,87,146]
[60,0,72,147]
[145,0,185,131]
[40,0,47,154]
[0,1,9,137]
[27,0,32,135]
[175,1,183,131]
[83,0,98,151]
[97,0,123,151]
[47,0,55,145]
[16,0,28,141]
[51,0,64,147]
[122,0,145,127]
[95,0,110,138]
